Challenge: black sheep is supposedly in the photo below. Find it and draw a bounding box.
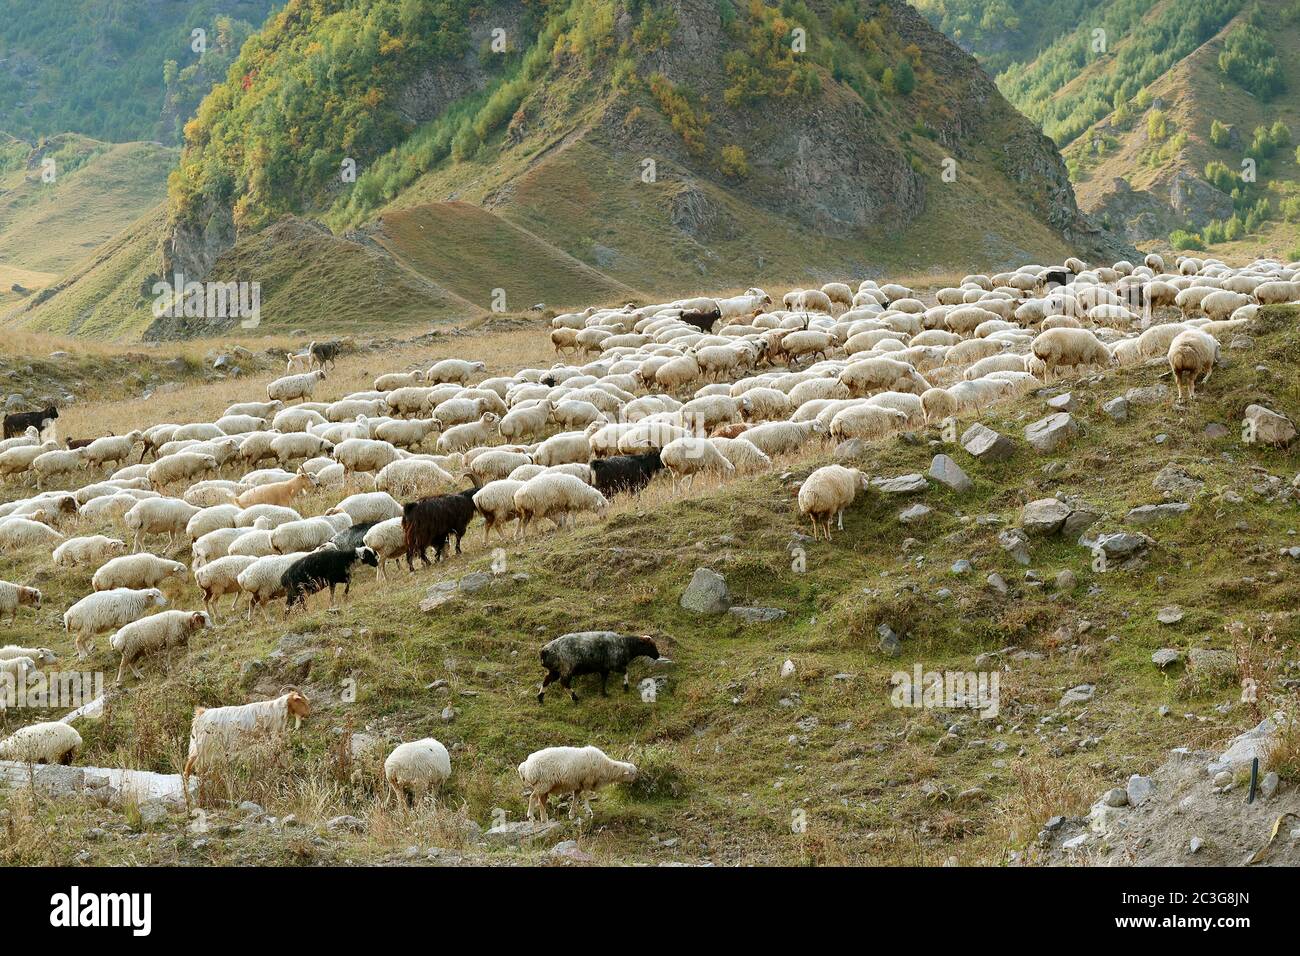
[589,451,663,497]
[679,306,721,333]
[402,488,477,569]
[538,631,660,703]
[3,406,58,440]
[281,546,378,614]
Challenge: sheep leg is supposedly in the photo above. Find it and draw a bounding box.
[837,509,845,531]
[538,671,557,704]
[600,672,610,697]
[562,676,578,704]
[115,656,128,685]
[131,659,145,681]
[622,669,630,692]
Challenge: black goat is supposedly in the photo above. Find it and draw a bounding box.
[679,306,721,333]
[589,451,663,497]
[402,489,477,569]
[3,406,57,440]
[281,546,378,614]
[538,631,661,703]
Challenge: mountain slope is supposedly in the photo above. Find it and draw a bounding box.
[13,0,1128,341]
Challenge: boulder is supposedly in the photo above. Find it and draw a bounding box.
[1024,413,1078,453]
[960,423,1015,462]
[928,454,972,492]
[680,567,731,614]
[1022,498,1071,535]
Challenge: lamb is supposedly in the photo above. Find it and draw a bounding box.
[362,518,406,580]
[0,655,38,682]
[327,491,403,525]
[281,546,378,614]
[659,436,735,491]
[0,517,65,550]
[435,412,501,453]
[1029,327,1114,383]
[110,610,210,683]
[124,498,201,551]
[0,581,41,624]
[402,490,478,566]
[235,469,318,508]
[518,745,638,822]
[709,436,771,473]
[514,473,609,538]
[374,370,426,391]
[537,631,660,703]
[63,587,167,658]
[183,691,311,786]
[191,527,248,567]
[0,722,82,765]
[194,555,257,618]
[0,644,56,664]
[1167,328,1220,403]
[52,535,127,569]
[225,400,284,420]
[92,553,187,591]
[267,369,326,402]
[183,479,241,507]
[83,432,144,470]
[236,552,311,620]
[798,465,869,540]
[426,358,487,385]
[384,738,452,805]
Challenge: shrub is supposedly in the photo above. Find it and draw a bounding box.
[1170,229,1205,250]
[719,144,750,178]
[1210,119,1231,148]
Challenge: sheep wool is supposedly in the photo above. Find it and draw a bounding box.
[0,721,82,764]
[384,738,452,804]
[517,745,638,821]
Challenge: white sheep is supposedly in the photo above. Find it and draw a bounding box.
[739,420,826,457]
[327,492,402,525]
[31,448,85,488]
[52,535,127,569]
[798,465,869,540]
[92,553,187,591]
[270,517,340,554]
[124,498,201,552]
[0,517,64,550]
[83,432,144,470]
[64,587,167,659]
[236,552,310,620]
[659,436,735,491]
[334,437,405,474]
[111,609,210,683]
[518,745,637,821]
[1029,327,1114,382]
[267,369,326,402]
[426,359,486,384]
[1168,328,1220,403]
[359,518,405,580]
[0,722,82,764]
[384,738,452,804]
[435,413,501,453]
[472,479,525,546]
[183,691,311,785]
[829,403,909,443]
[183,479,241,507]
[514,473,609,538]
[186,504,243,541]
[0,644,56,664]
[147,452,219,489]
[0,581,42,624]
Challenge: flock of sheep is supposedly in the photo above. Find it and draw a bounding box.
[0,249,1290,825]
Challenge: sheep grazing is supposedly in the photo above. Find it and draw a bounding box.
[537,631,660,703]
[183,690,311,787]
[63,587,168,659]
[124,498,201,552]
[92,553,187,591]
[660,436,735,491]
[281,546,379,614]
[0,581,41,624]
[798,465,869,541]
[1029,327,1114,383]
[236,552,310,621]
[194,554,257,619]
[518,745,638,822]
[471,479,524,546]
[384,738,452,805]
[0,516,64,550]
[0,721,82,764]
[402,490,477,568]
[588,451,663,497]
[1167,328,1220,403]
[110,610,210,683]
[514,472,609,539]
[0,644,57,665]
[235,469,318,508]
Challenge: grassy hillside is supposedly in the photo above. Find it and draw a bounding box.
[1,307,1298,865]
[0,134,175,275]
[0,0,276,143]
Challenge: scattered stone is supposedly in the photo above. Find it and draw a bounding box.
[1101,396,1129,422]
[1189,837,1203,854]
[1156,605,1184,625]
[419,580,459,612]
[138,801,169,826]
[1022,498,1071,535]
[1047,392,1077,412]
[1243,404,1296,446]
[1126,502,1190,525]
[1213,770,1234,790]
[780,659,796,678]
[1188,647,1234,677]
[1062,507,1102,537]
[898,503,932,524]
[484,820,563,847]
[680,567,731,614]
[1103,788,1128,807]
[1204,423,1230,440]
[327,815,367,833]
[1089,531,1153,561]
[1055,569,1077,591]
[1058,684,1094,708]
[1153,464,1203,499]
[1261,772,1280,800]
[550,840,593,863]
[950,559,973,575]
[728,606,786,623]
[877,623,901,657]
[986,573,1009,596]
[1151,648,1182,669]
[960,423,1015,462]
[997,528,1030,565]
[873,473,928,494]
[458,571,494,594]
[1025,413,1078,454]
[1124,383,1168,406]
[1126,774,1155,807]
[928,454,972,492]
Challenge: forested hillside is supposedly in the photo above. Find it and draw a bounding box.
[0,0,276,143]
